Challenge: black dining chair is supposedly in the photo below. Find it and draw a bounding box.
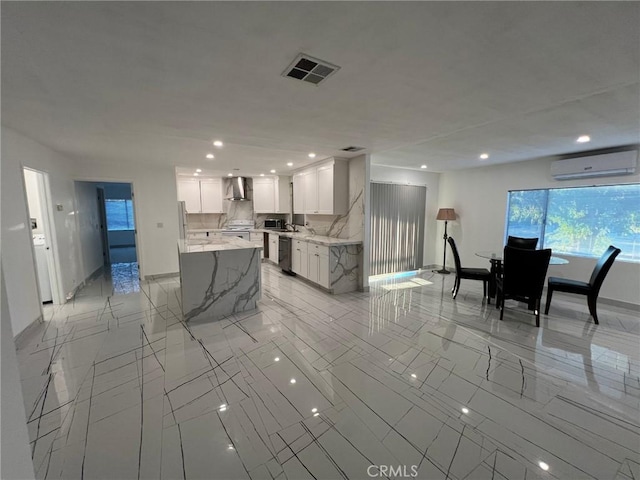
[544,245,621,325]
[497,246,551,327]
[447,237,492,303]
[507,236,538,250]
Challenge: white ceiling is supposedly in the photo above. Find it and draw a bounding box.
[2,2,639,176]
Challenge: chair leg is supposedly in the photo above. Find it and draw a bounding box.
[535,299,540,327]
[452,277,460,299]
[483,281,490,304]
[544,287,553,314]
[499,297,504,320]
[587,295,599,325]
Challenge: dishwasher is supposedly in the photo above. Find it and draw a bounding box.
[278,236,294,275]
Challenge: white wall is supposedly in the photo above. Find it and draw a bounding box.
[1,128,64,334]
[370,165,441,268]
[74,182,104,277]
[2,127,85,335]
[0,266,36,479]
[438,155,640,306]
[24,168,44,234]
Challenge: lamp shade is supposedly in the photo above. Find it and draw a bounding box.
[436,208,456,221]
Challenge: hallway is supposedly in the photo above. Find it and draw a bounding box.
[17,264,640,479]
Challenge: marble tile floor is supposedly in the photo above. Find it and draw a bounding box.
[16,264,639,480]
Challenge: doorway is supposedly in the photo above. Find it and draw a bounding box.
[23,168,62,305]
[75,181,140,293]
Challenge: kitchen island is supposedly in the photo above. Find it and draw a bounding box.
[178,237,262,322]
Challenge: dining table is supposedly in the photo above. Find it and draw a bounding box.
[475,250,569,299]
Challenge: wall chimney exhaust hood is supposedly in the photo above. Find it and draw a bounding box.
[227,176,250,201]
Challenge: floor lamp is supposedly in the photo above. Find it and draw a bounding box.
[435,208,456,274]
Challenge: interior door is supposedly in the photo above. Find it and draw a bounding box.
[97,187,110,265]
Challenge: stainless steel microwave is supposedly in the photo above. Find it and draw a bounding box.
[264,219,285,230]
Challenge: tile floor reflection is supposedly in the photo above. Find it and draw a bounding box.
[17,265,640,479]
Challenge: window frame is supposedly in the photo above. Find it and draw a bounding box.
[105,198,135,231]
[505,182,640,263]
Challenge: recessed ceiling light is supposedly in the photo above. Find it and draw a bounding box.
[274,357,280,362]
[576,135,591,143]
[260,173,265,177]
[227,173,233,177]
[313,412,319,417]
[538,462,549,471]
[193,173,199,176]
[206,153,214,159]
[290,378,296,384]
[311,408,318,413]
[196,168,202,173]
[411,373,417,378]
[213,140,223,147]
[287,162,293,167]
[420,165,427,169]
[479,153,489,160]
[308,153,316,158]
[461,407,469,414]
[270,169,276,173]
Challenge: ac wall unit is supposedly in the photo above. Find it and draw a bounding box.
[551,150,637,180]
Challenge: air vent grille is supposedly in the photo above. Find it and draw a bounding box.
[283,54,340,85]
[341,146,365,152]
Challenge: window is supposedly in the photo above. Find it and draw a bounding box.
[105,199,135,231]
[506,184,640,262]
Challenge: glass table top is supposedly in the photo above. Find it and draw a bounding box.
[475,250,569,265]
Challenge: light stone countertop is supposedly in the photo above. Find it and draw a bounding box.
[186,228,362,246]
[178,237,263,254]
[255,229,362,246]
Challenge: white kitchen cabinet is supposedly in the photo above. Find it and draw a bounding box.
[292,158,349,215]
[177,178,223,213]
[277,176,291,214]
[250,233,264,259]
[292,239,308,278]
[268,233,279,264]
[303,169,318,214]
[293,173,305,214]
[199,179,223,213]
[253,176,292,214]
[307,243,329,288]
[253,177,276,213]
[177,179,201,213]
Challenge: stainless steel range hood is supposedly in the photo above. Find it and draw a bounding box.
[227,176,250,201]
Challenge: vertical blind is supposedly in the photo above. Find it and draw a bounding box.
[370,182,426,275]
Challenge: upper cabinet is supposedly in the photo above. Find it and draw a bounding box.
[293,158,349,215]
[177,178,223,213]
[199,179,223,213]
[253,176,291,214]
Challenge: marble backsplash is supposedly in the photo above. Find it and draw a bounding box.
[187,210,289,231]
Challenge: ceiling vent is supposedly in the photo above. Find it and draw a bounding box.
[283,53,340,85]
[341,146,365,153]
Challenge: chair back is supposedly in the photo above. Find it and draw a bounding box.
[507,236,538,250]
[447,237,463,273]
[502,246,552,300]
[588,245,621,292]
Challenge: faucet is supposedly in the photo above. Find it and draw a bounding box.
[284,223,299,233]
